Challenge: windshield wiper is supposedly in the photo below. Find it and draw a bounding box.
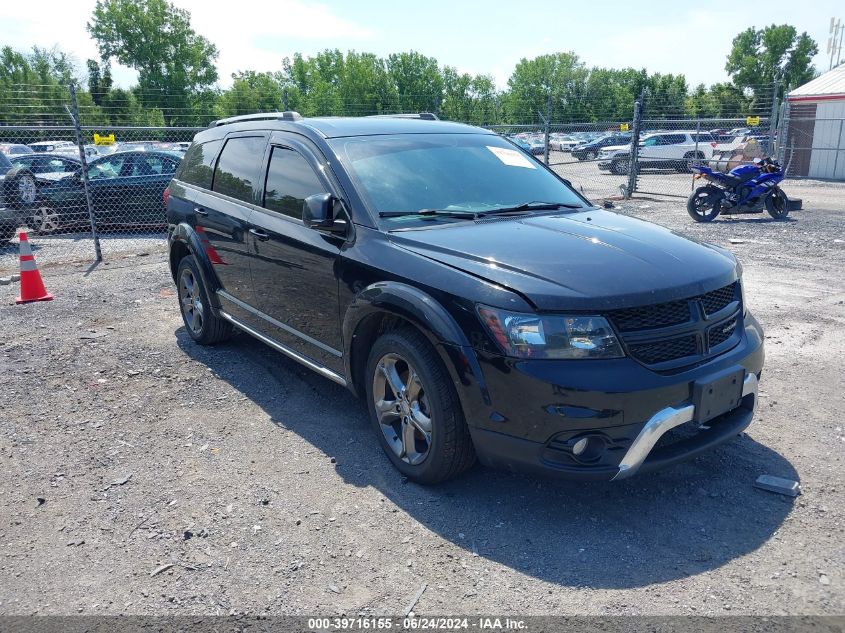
[378,209,478,219]
[478,201,585,215]
[379,201,585,220]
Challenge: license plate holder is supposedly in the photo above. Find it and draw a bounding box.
[693,367,745,424]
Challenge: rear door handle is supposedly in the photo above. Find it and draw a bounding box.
[249,228,270,241]
[194,206,208,216]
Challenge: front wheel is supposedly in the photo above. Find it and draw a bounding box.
[30,204,64,234]
[585,150,597,161]
[366,327,475,484]
[766,188,790,220]
[687,185,723,222]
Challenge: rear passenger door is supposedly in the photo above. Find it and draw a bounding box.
[194,134,268,305]
[246,138,345,372]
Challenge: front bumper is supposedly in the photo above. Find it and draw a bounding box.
[597,159,613,170]
[462,317,764,481]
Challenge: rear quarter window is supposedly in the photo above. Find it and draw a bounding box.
[176,139,223,190]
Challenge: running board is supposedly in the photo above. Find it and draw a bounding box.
[218,310,347,387]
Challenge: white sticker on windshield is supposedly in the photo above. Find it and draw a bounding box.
[487,146,536,169]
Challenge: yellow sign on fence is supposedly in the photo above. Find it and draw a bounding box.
[93,133,116,145]
[746,116,761,127]
[620,123,630,131]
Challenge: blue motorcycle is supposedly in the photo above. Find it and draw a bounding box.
[687,157,790,222]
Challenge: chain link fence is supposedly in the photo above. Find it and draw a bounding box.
[1,81,804,275]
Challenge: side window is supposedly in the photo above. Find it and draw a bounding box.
[665,134,687,145]
[263,146,327,219]
[178,139,223,189]
[212,136,266,203]
[88,155,127,180]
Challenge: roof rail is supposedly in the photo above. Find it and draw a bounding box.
[367,112,440,121]
[209,111,303,127]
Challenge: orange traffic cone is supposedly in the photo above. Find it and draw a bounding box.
[195,226,227,265]
[16,232,54,304]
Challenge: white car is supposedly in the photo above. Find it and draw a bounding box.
[549,134,579,152]
[28,140,75,153]
[597,131,716,175]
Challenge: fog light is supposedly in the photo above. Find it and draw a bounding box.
[572,437,589,456]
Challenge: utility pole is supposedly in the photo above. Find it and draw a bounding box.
[768,74,780,155]
[828,17,844,70]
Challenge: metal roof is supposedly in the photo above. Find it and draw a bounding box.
[788,64,845,99]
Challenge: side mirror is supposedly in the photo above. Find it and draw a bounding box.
[302,193,334,228]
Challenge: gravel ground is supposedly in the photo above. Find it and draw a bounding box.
[0,186,843,617]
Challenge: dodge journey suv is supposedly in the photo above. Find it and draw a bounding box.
[166,112,764,484]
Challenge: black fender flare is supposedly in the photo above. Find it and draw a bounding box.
[342,281,490,406]
[168,222,222,310]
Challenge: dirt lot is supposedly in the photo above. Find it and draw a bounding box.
[0,184,843,617]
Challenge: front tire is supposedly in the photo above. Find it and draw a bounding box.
[679,151,705,172]
[766,189,790,220]
[176,255,233,345]
[687,185,723,222]
[366,327,475,484]
[30,203,64,234]
[585,150,597,161]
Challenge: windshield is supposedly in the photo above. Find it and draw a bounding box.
[328,133,588,226]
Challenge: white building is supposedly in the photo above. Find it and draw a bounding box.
[786,64,845,180]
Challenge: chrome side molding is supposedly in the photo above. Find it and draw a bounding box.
[218,310,348,387]
[612,372,758,481]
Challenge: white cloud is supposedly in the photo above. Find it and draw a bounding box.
[0,0,373,87]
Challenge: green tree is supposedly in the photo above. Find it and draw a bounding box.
[505,52,588,123]
[726,24,818,94]
[386,51,443,113]
[87,0,219,124]
[217,71,284,116]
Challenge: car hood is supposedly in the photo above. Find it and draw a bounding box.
[389,210,738,311]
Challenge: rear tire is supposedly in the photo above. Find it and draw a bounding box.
[176,255,233,345]
[679,151,705,172]
[3,167,38,210]
[611,158,629,175]
[687,185,723,222]
[365,327,475,484]
[765,189,790,220]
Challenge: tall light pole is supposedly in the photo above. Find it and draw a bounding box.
[828,17,844,70]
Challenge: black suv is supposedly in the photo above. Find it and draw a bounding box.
[166,112,764,484]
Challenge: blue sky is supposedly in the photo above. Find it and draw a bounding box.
[2,0,842,88]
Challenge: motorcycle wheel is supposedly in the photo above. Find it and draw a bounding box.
[686,185,723,222]
[766,189,790,220]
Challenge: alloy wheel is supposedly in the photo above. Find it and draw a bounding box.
[372,352,433,465]
[18,176,37,205]
[32,205,61,233]
[179,268,204,335]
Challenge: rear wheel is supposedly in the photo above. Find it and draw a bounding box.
[2,167,38,210]
[611,158,629,175]
[687,185,723,222]
[679,151,705,172]
[765,189,790,220]
[176,255,233,345]
[366,327,475,484]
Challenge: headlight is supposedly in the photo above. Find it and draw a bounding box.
[477,306,624,359]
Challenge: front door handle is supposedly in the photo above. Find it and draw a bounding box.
[194,206,208,216]
[249,228,270,241]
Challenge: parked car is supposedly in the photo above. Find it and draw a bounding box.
[598,131,716,174]
[549,134,579,152]
[28,140,75,153]
[30,150,181,234]
[571,133,632,161]
[0,143,34,156]
[166,111,763,484]
[10,153,81,182]
[0,152,40,243]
